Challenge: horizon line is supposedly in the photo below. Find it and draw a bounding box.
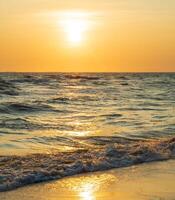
[0,71,175,73]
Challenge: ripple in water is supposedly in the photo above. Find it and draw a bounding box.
[0,73,174,191]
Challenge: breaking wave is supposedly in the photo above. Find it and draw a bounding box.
[0,137,175,192]
[0,73,175,192]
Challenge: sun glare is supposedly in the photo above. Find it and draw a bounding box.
[64,19,87,43]
[59,11,91,45]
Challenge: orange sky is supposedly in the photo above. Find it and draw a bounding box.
[0,0,175,72]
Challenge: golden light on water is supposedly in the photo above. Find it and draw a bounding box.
[1,160,175,200]
[59,11,92,45]
[68,174,115,200]
[79,183,95,200]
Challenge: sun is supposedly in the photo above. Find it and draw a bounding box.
[59,11,91,45]
[63,18,87,43]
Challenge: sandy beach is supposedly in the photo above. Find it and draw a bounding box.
[1,160,175,200]
[1,0,175,198]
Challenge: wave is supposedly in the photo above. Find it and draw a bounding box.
[117,76,129,80]
[8,75,53,85]
[0,78,19,96]
[100,113,122,119]
[0,118,75,131]
[49,96,99,104]
[64,74,100,80]
[118,107,166,111]
[0,136,174,192]
[0,118,40,130]
[0,102,61,114]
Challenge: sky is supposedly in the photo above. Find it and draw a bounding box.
[0,0,175,72]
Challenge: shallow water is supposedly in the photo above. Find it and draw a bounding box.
[0,73,175,155]
[0,73,175,191]
[1,160,175,200]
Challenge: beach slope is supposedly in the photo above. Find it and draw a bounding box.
[0,160,175,200]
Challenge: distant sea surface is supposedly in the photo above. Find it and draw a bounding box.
[0,73,175,192]
[0,73,175,155]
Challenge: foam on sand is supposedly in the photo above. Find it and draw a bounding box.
[1,160,175,200]
[0,137,175,192]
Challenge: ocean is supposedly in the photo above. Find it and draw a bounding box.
[0,72,175,191]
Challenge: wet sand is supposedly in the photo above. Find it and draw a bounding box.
[0,160,175,200]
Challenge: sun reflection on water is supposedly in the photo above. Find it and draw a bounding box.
[65,174,116,200]
[79,183,96,200]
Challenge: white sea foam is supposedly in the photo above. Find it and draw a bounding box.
[0,137,174,192]
[0,73,175,191]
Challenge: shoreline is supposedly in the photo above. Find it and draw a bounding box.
[1,160,175,200]
[0,137,175,192]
